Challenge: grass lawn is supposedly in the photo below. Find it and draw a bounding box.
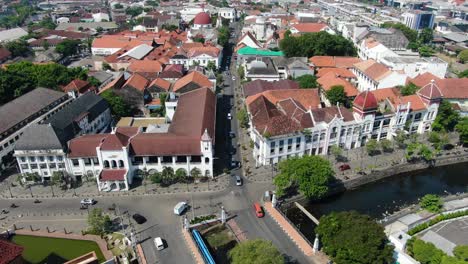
[203,225,237,263]
[11,235,105,264]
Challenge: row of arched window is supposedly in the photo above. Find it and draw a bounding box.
[103,160,124,169]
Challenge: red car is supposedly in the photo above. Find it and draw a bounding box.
[339,164,351,171]
[254,203,264,218]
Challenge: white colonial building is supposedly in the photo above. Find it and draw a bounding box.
[0,88,70,172]
[18,88,216,191]
[353,59,408,91]
[246,82,442,166]
[14,93,111,181]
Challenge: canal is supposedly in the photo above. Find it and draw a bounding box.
[284,162,468,241]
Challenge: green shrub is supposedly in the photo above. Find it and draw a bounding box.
[420,194,442,213]
[408,210,468,235]
[190,214,217,224]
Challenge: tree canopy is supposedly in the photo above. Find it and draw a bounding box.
[316,211,394,264]
[56,39,81,57]
[295,74,317,89]
[399,82,419,96]
[419,194,442,213]
[87,208,112,235]
[279,31,356,58]
[228,239,284,264]
[4,39,30,57]
[100,90,132,118]
[456,117,468,145]
[325,85,347,106]
[273,155,334,198]
[0,61,87,104]
[432,100,460,132]
[458,50,468,64]
[458,69,468,78]
[218,26,230,47]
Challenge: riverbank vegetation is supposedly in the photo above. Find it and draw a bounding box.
[315,211,394,264]
[406,237,468,264]
[419,194,443,213]
[273,155,334,199]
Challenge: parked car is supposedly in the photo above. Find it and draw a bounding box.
[174,202,188,215]
[154,237,165,250]
[231,160,238,168]
[80,198,95,205]
[132,214,147,224]
[235,176,242,186]
[232,76,236,81]
[80,204,88,210]
[227,113,232,120]
[229,131,235,138]
[253,203,264,218]
[1,209,9,214]
[339,164,351,171]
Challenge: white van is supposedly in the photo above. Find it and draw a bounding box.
[154,237,164,250]
[173,202,188,215]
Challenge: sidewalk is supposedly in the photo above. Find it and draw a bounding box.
[0,174,231,200]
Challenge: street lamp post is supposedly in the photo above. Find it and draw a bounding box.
[29,185,33,198]
[8,185,13,198]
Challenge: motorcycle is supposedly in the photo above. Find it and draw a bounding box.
[33,199,41,204]
[10,203,18,208]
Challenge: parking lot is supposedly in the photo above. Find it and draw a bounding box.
[420,216,468,255]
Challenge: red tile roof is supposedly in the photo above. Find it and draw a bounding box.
[63,79,92,93]
[354,90,378,110]
[317,72,359,97]
[292,23,327,33]
[100,169,127,181]
[194,12,211,25]
[68,134,108,158]
[243,79,299,97]
[148,78,171,91]
[123,73,149,91]
[354,59,392,81]
[436,78,468,99]
[409,72,441,87]
[316,67,356,78]
[172,71,212,92]
[0,47,11,61]
[0,239,23,264]
[127,60,163,73]
[247,89,321,110]
[417,80,443,100]
[100,127,139,151]
[310,56,361,69]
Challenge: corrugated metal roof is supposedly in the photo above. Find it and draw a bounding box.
[118,44,154,60]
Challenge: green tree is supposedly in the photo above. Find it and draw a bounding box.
[175,168,187,182]
[161,166,175,185]
[316,211,394,264]
[273,155,334,198]
[56,39,81,57]
[100,90,131,118]
[455,117,468,144]
[382,22,418,43]
[114,3,124,9]
[366,139,379,155]
[4,39,30,57]
[458,49,468,64]
[217,26,230,47]
[432,100,460,132]
[161,24,178,31]
[400,82,419,96]
[458,69,468,78]
[237,108,249,128]
[126,7,144,17]
[237,66,245,80]
[87,208,112,235]
[150,172,162,184]
[380,139,393,152]
[418,144,434,162]
[453,245,468,261]
[407,238,445,264]
[192,36,205,43]
[395,130,408,148]
[330,145,343,161]
[206,61,216,72]
[428,131,449,150]
[418,45,435,57]
[228,239,284,264]
[295,74,317,89]
[325,85,347,106]
[50,171,62,197]
[419,194,442,213]
[419,28,434,44]
[279,31,356,58]
[190,168,202,178]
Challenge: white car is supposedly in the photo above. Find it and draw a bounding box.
[232,76,236,81]
[80,198,95,205]
[227,113,232,120]
[174,202,188,215]
[154,237,164,250]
